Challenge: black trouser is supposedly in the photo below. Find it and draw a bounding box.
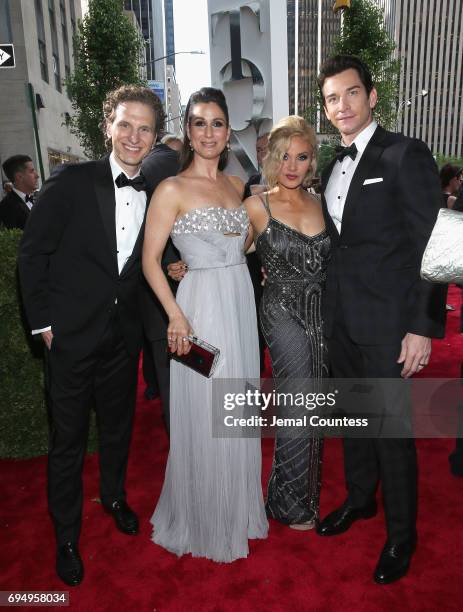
[326,307,417,545]
[145,337,171,434]
[246,251,266,372]
[46,314,139,545]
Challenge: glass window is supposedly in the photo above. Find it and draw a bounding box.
[35,0,49,82]
[0,0,12,42]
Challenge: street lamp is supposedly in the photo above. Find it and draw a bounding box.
[396,89,428,130]
[143,50,205,67]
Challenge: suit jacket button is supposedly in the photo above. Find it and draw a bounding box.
[340,245,348,249]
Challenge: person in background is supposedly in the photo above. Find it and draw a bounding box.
[0,155,39,229]
[440,163,462,208]
[2,179,13,196]
[140,138,180,433]
[161,134,183,152]
[243,132,270,199]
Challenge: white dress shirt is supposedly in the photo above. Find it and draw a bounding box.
[109,153,147,274]
[13,187,33,210]
[32,154,146,335]
[325,120,378,234]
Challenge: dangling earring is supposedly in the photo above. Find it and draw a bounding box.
[226,141,231,150]
[189,142,194,151]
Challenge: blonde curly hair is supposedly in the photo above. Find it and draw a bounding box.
[263,115,317,188]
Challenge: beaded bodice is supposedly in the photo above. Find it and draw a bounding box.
[256,217,330,302]
[255,196,330,328]
[170,206,249,271]
[171,206,249,235]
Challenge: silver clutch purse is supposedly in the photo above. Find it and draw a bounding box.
[421,208,463,283]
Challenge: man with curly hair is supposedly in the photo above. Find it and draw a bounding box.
[19,84,163,586]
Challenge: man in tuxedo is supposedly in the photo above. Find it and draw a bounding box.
[316,56,446,584]
[0,155,39,229]
[18,85,163,586]
[140,142,180,431]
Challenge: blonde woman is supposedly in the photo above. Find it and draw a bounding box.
[245,116,330,529]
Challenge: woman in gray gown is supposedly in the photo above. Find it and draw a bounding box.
[245,116,330,529]
[143,87,268,562]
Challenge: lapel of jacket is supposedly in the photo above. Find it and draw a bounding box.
[340,125,387,234]
[321,157,340,242]
[12,191,30,218]
[93,156,118,272]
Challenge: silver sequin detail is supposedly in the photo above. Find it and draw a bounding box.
[171,206,249,235]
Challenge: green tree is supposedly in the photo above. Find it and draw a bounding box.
[332,0,400,130]
[435,154,463,170]
[65,0,145,159]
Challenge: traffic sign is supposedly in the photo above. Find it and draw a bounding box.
[0,44,15,68]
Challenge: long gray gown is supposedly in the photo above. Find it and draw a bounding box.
[255,194,330,525]
[151,205,268,562]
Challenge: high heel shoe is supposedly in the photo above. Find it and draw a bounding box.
[289,520,316,531]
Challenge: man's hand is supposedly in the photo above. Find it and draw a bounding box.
[41,330,54,350]
[167,261,187,282]
[397,333,431,378]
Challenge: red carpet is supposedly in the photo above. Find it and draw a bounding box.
[1,287,463,611]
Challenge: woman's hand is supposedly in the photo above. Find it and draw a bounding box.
[167,313,193,355]
[167,260,188,281]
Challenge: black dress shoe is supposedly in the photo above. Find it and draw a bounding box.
[316,500,377,536]
[56,542,83,586]
[374,540,415,584]
[104,500,139,535]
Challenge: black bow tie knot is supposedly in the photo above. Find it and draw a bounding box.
[335,143,358,162]
[25,194,35,204]
[115,173,147,192]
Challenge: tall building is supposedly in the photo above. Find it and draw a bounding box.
[124,1,170,112]
[0,0,85,182]
[286,1,341,132]
[391,0,463,157]
[164,0,175,69]
[165,64,182,135]
[124,0,159,80]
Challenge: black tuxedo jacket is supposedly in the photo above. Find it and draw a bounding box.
[140,144,180,341]
[0,190,30,229]
[321,126,447,345]
[18,157,147,358]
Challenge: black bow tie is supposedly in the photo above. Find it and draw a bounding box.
[25,194,35,204]
[335,143,358,162]
[115,173,147,192]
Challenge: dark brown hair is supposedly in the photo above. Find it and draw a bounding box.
[318,55,374,106]
[440,163,462,189]
[179,87,229,172]
[2,155,33,182]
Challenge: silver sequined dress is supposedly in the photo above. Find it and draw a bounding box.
[150,205,268,562]
[256,194,330,524]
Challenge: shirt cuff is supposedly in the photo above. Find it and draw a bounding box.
[32,326,52,335]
